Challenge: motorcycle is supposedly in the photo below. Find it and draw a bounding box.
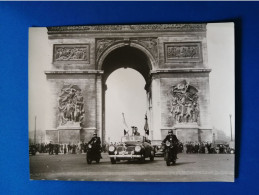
[164,140,177,166]
[86,143,101,164]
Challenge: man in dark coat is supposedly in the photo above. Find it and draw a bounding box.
[48,142,54,155]
[162,130,179,158]
[88,133,101,148]
[88,133,102,158]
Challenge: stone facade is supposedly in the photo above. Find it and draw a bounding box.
[45,24,212,144]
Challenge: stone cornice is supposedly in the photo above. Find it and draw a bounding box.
[150,68,211,74]
[44,69,210,75]
[47,24,207,34]
[44,70,104,75]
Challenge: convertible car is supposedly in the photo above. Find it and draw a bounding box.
[108,135,155,164]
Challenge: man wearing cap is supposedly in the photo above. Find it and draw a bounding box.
[88,133,101,147]
[88,133,102,157]
[162,130,179,159]
[134,127,140,136]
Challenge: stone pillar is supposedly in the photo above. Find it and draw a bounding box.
[96,74,103,144]
[158,71,212,142]
[151,75,162,141]
[146,91,153,140]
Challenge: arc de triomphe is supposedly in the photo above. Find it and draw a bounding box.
[45,24,212,145]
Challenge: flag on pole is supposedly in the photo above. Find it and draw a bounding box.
[122,113,129,136]
[144,114,149,135]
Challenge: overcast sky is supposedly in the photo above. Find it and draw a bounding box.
[29,23,235,142]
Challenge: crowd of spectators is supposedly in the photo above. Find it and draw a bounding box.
[29,140,234,155]
[181,141,234,154]
[29,142,86,155]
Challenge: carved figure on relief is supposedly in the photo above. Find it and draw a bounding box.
[55,47,87,61]
[169,80,199,124]
[58,84,85,126]
[167,46,199,59]
[96,39,120,60]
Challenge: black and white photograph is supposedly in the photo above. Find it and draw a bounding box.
[29,23,235,182]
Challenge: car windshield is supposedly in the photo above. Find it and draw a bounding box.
[121,136,143,142]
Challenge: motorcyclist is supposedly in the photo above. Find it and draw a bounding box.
[162,130,179,159]
[88,133,102,158]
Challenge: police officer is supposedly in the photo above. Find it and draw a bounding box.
[88,133,101,147]
[162,130,179,158]
[88,133,102,158]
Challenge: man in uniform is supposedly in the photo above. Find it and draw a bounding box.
[89,133,101,145]
[134,127,140,136]
[88,133,102,158]
[162,130,179,159]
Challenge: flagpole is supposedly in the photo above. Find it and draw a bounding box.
[122,112,129,136]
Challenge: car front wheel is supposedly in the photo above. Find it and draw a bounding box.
[150,151,154,161]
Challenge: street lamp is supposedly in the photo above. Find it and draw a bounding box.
[34,116,37,145]
[229,114,233,141]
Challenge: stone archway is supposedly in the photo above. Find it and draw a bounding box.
[45,24,212,145]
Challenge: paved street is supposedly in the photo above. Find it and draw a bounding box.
[30,153,234,182]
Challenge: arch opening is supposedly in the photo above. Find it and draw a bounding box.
[101,46,152,88]
[105,68,147,143]
[101,46,153,144]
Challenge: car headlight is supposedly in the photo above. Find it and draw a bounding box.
[135,145,141,152]
[88,144,92,148]
[109,145,115,152]
[166,141,170,147]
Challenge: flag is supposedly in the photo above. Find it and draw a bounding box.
[122,113,129,136]
[144,114,149,135]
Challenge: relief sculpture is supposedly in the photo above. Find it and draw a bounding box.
[167,45,199,59]
[164,42,202,63]
[96,39,119,60]
[169,80,199,124]
[96,38,158,63]
[58,84,85,126]
[54,45,89,62]
[133,38,158,60]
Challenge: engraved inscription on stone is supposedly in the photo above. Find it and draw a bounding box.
[53,44,90,63]
[164,42,202,63]
[169,80,199,124]
[58,84,85,127]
